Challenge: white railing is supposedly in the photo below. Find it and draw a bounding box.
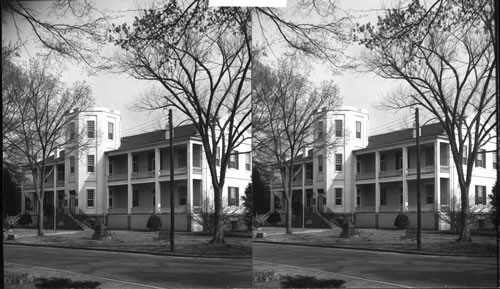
[379,169,403,178]
[356,172,376,180]
[159,167,188,177]
[131,207,154,214]
[131,171,155,179]
[193,167,202,175]
[108,174,128,181]
[56,180,65,187]
[407,166,435,175]
[108,208,128,214]
[440,165,449,173]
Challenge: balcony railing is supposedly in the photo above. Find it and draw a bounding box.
[440,165,449,173]
[131,171,155,180]
[356,172,376,180]
[108,174,128,182]
[193,167,202,175]
[379,169,403,178]
[159,167,188,177]
[56,180,65,187]
[108,208,128,214]
[131,207,154,214]
[407,166,434,175]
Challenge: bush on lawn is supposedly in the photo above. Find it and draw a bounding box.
[18,212,33,227]
[394,213,410,229]
[4,272,37,285]
[280,275,346,288]
[146,214,162,231]
[267,211,281,225]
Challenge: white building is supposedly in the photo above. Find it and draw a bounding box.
[21,107,252,232]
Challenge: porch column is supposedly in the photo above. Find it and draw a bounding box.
[375,152,380,213]
[434,141,441,210]
[127,153,132,214]
[154,148,161,213]
[187,143,193,214]
[402,147,408,212]
[105,157,109,212]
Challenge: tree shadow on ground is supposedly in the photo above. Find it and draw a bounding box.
[36,277,101,288]
[280,275,346,288]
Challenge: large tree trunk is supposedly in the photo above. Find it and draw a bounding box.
[285,195,292,234]
[458,183,472,243]
[211,185,225,244]
[36,193,44,236]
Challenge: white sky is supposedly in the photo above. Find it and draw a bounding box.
[2,0,415,138]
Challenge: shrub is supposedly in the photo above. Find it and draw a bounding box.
[146,214,162,231]
[394,213,410,229]
[253,270,281,282]
[18,212,33,227]
[4,272,36,285]
[280,275,346,288]
[267,211,281,225]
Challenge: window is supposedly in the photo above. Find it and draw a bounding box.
[356,188,361,207]
[245,152,251,171]
[87,120,95,138]
[462,145,468,165]
[108,122,114,140]
[318,155,323,173]
[475,149,486,168]
[335,153,343,171]
[69,122,75,140]
[380,189,387,206]
[228,187,240,206]
[109,190,113,208]
[57,165,64,182]
[133,190,139,207]
[178,147,187,168]
[229,151,239,169]
[493,151,497,169]
[87,155,95,173]
[356,121,361,139]
[396,151,403,170]
[70,156,75,174]
[425,148,434,166]
[335,119,343,137]
[193,145,202,168]
[380,154,386,171]
[475,185,486,205]
[426,184,434,204]
[133,155,138,173]
[109,159,113,175]
[87,189,95,208]
[216,147,220,166]
[335,188,342,205]
[178,186,187,205]
[148,152,155,171]
[317,121,323,139]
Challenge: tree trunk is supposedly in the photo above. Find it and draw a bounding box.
[211,185,225,244]
[36,196,44,236]
[458,183,472,242]
[285,196,292,234]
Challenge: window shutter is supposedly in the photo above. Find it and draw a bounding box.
[475,186,478,204]
[236,188,239,206]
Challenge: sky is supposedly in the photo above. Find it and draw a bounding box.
[2,0,415,138]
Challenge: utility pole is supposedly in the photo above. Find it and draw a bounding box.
[169,109,175,252]
[415,107,421,250]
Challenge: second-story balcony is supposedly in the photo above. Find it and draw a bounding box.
[108,173,128,182]
[159,167,188,177]
[407,166,434,175]
[356,172,376,180]
[56,180,65,187]
[379,169,403,178]
[132,171,155,180]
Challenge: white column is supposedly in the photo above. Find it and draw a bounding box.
[127,153,132,215]
[187,143,193,214]
[434,141,441,210]
[155,148,161,213]
[105,157,109,211]
[375,152,380,213]
[402,147,408,212]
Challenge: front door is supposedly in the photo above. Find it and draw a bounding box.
[69,190,76,214]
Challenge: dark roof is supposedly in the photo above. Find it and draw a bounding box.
[367,122,445,148]
[119,123,198,150]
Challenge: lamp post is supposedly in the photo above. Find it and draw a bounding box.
[169,109,175,252]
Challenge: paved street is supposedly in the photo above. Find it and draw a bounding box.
[253,242,497,288]
[4,245,252,288]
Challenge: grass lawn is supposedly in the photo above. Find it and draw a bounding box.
[256,227,496,256]
[5,229,252,257]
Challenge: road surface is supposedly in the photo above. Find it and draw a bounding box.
[253,242,496,288]
[4,244,252,288]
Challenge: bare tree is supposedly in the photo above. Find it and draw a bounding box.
[4,56,94,236]
[111,1,251,244]
[359,0,496,242]
[253,56,341,234]
[2,0,109,69]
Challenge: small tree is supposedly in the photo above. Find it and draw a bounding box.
[242,183,253,231]
[146,214,162,231]
[439,195,488,233]
[488,182,497,226]
[191,197,240,235]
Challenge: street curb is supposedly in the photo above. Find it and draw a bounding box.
[253,240,495,258]
[4,242,252,260]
